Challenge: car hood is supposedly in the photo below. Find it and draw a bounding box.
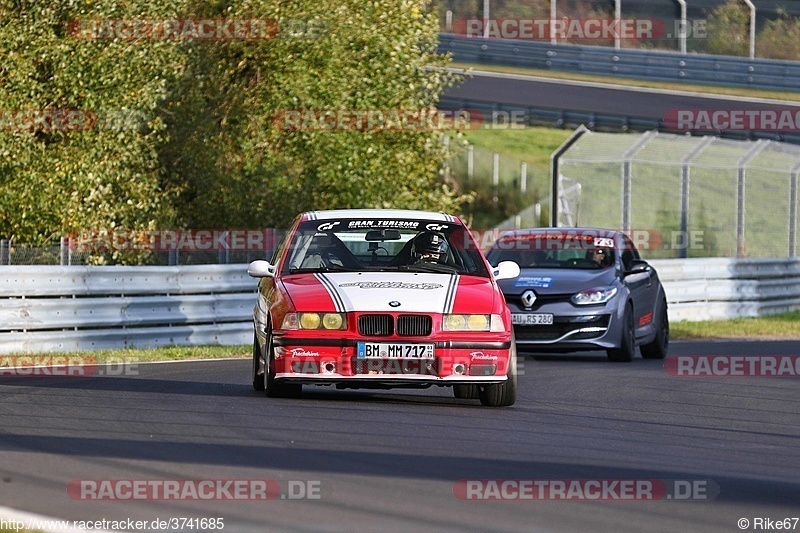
[498,268,618,297]
[281,272,496,314]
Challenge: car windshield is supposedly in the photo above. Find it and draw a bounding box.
[282,218,489,277]
[487,233,616,270]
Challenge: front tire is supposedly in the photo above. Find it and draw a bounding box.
[607,304,635,363]
[252,334,265,391]
[453,384,479,399]
[479,340,517,407]
[263,329,302,399]
[641,299,669,359]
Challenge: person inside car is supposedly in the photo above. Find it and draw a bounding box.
[410,231,450,264]
[588,248,613,268]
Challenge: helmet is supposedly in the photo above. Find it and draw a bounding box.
[411,232,449,264]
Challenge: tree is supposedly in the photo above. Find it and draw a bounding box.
[705,0,749,57]
[0,0,189,260]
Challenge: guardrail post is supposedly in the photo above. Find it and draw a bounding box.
[790,163,799,257]
[680,136,714,258]
[520,161,527,194]
[550,124,589,226]
[621,131,655,233]
[737,140,767,257]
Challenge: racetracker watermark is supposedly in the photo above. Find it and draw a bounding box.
[67,18,329,40]
[68,18,276,40]
[0,356,138,377]
[454,18,671,41]
[468,228,705,252]
[665,356,800,377]
[68,479,322,500]
[454,479,718,500]
[665,109,800,132]
[0,108,149,133]
[273,109,534,131]
[68,229,279,252]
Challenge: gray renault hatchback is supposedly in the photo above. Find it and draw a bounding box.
[486,228,668,362]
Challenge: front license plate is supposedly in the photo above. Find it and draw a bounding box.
[512,313,554,325]
[356,342,435,359]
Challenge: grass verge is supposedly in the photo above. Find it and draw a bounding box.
[450,62,800,102]
[4,344,249,363]
[671,311,800,340]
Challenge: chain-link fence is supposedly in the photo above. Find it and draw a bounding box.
[554,130,799,259]
[445,138,549,229]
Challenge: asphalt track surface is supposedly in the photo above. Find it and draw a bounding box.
[2,341,799,532]
[443,71,800,120]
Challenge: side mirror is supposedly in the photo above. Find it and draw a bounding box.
[248,260,276,278]
[493,260,520,281]
[624,260,651,276]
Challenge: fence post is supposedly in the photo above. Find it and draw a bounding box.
[467,144,474,183]
[743,0,756,59]
[680,136,714,258]
[443,135,451,183]
[492,152,499,205]
[0,239,7,265]
[520,161,527,194]
[483,0,490,38]
[737,140,767,257]
[550,125,589,227]
[621,131,655,234]
[676,0,687,54]
[790,163,799,257]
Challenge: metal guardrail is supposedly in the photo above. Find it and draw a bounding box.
[0,265,255,354]
[650,258,800,321]
[437,96,800,145]
[1,260,798,354]
[438,33,800,92]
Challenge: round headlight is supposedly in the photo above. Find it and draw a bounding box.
[467,314,489,331]
[322,313,343,330]
[444,315,466,330]
[299,313,321,329]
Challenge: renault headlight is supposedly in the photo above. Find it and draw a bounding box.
[571,287,618,306]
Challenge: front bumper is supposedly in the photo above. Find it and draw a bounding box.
[508,300,620,351]
[272,336,511,384]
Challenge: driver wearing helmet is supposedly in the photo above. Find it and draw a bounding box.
[410,231,449,264]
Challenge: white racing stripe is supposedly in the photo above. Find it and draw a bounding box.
[318,272,460,313]
[314,273,346,312]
